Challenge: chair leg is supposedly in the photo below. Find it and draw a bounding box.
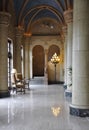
[16,88,17,94]
[27,82,30,90]
[24,89,25,94]
[21,87,23,93]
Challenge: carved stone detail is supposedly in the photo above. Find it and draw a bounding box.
[0,12,11,25]
[62,25,67,41]
[62,25,67,36]
[64,9,73,24]
[67,67,72,88]
[15,27,24,37]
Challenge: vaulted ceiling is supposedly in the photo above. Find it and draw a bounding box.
[0,0,73,36]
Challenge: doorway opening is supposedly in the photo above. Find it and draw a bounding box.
[33,45,44,77]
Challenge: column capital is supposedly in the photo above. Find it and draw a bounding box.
[24,32,32,37]
[61,25,67,41]
[64,9,73,24]
[15,26,24,37]
[44,49,48,54]
[62,25,67,35]
[23,33,31,42]
[0,12,11,25]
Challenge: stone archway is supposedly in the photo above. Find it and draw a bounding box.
[33,45,44,77]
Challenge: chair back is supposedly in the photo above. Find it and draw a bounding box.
[11,73,17,84]
[17,73,23,80]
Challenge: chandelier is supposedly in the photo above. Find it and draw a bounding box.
[51,53,60,64]
[51,53,60,82]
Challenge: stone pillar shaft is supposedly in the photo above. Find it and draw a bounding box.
[44,49,48,84]
[62,26,67,88]
[0,12,11,98]
[15,27,23,73]
[64,9,73,96]
[70,0,89,116]
[66,22,73,89]
[24,36,30,79]
[30,47,33,79]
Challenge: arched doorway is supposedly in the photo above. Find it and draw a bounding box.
[33,45,44,77]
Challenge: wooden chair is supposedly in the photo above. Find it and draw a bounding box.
[11,70,25,94]
[17,73,30,90]
[24,78,30,90]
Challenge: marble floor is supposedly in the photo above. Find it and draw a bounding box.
[0,84,89,130]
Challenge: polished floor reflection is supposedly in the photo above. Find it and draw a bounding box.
[0,84,89,130]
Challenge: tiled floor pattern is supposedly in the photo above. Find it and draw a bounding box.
[0,84,89,130]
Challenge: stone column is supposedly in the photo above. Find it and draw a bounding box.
[24,35,30,80]
[44,49,48,84]
[64,9,73,97]
[0,12,11,98]
[30,46,33,79]
[70,0,89,117]
[15,27,24,73]
[62,25,67,89]
[60,45,64,83]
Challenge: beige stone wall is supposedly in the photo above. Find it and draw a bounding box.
[30,36,64,82]
[48,61,60,82]
[4,3,64,82]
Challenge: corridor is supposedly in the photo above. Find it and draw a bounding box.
[0,84,89,130]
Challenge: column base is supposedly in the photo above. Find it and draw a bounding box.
[0,91,10,98]
[63,84,67,89]
[70,104,89,117]
[44,76,48,85]
[44,80,48,85]
[65,89,72,97]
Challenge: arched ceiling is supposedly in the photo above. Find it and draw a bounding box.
[0,0,73,36]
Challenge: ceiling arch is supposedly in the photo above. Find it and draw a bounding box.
[0,0,73,35]
[23,5,65,32]
[29,17,62,36]
[19,5,64,25]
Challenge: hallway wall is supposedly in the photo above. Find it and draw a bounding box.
[30,36,64,83]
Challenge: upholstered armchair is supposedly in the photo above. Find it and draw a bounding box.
[17,73,30,90]
[11,69,25,94]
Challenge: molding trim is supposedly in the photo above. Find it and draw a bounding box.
[70,105,89,117]
[65,90,72,97]
[48,81,64,84]
[0,91,10,98]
